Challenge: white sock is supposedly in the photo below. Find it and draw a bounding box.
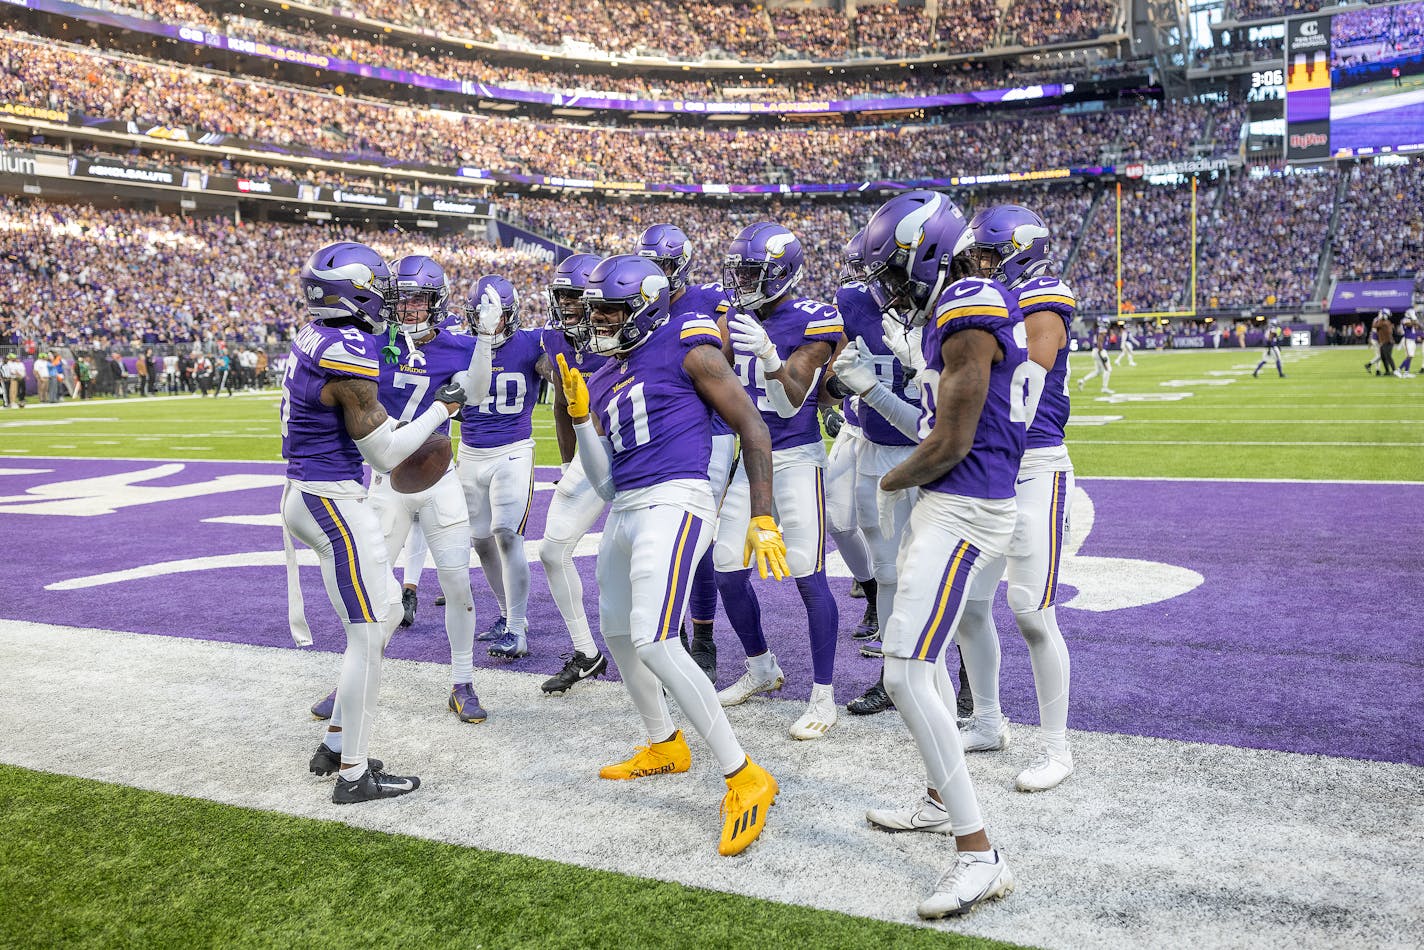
[639,638,746,774]
[322,729,342,753]
[604,632,675,742]
[748,650,778,679]
[338,762,367,782]
[338,620,385,763]
[956,598,1002,723]
[568,617,597,659]
[540,536,598,656]
[438,566,476,685]
[1015,606,1072,754]
[809,682,834,704]
[962,848,997,864]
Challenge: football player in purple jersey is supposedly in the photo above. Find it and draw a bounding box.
[368,254,502,724]
[945,205,1079,792]
[533,253,614,694]
[858,191,1029,917]
[821,231,879,649]
[637,223,734,683]
[558,254,787,855]
[456,275,542,661]
[826,230,927,716]
[714,222,844,742]
[279,241,471,804]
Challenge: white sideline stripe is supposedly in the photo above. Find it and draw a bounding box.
[0,620,1420,949]
[1069,439,1424,447]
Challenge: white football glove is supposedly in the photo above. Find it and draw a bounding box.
[729,311,782,373]
[882,315,925,376]
[876,485,909,539]
[830,340,878,395]
[475,286,504,338]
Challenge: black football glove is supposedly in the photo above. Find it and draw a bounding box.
[820,405,844,438]
[434,382,467,406]
[825,374,855,401]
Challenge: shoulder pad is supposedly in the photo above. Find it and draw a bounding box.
[677,312,725,349]
[934,280,1010,326]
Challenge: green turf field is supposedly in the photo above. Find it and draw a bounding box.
[2,347,1419,481]
[0,765,1014,950]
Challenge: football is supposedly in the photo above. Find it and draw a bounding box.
[390,432,452,494]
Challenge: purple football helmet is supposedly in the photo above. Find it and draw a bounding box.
[723,222,803,313]
[861,191,974,327]
[465,275,520,347]
[389,254,450,336]
[968,204,1053,288]
[636,224,694,293]
[840,229,867,287]
[547,253,601,349]
[299,241,392,333]
[581,254,670,356]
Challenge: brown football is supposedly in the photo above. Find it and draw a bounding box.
[390,432,453,494]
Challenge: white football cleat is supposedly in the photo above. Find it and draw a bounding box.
[866,794,954,834]
[917,851,1015,919]
[959,715,1011,752]
[717,657,785,707]
[1015,747,1074,792]
[790,683,836,740]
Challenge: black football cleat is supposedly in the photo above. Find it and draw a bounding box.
[541,651,608,694]
[399,587,417,628]
[849,579,865,599]
[847,681,894,716]
[309,742,382,777]
[434,594,446,607]
[332,766,420,804]
[851,601,879,640]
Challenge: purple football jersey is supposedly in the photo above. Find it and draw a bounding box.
[838,282,917,447]
[676,281,733,436]
[585,310,724,491]
[541,326,608,377]
[731,295,842,451]
[460,327,542,449]
[377,326,475,436]
[1012,275,1076,451]
[281,322,383,481]
[918,278,1026,500]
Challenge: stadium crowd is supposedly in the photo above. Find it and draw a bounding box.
[0,197,555,350]
[1071,182,1203,314]
[1330,159,1424,290]
[0,34,1240,185]
[87,0,1119,61]
[63,0,1128,103]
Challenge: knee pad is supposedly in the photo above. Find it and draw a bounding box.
[712,536,741,574]
[1012,606,1054,647]
[436,566,474,608]
[784,539,819,579]
[882,656,913,703]
[493,528,523,553]
[1005,581,1040,615]
[539,536,576,572]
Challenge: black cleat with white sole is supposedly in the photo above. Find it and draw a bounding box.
[541,651,608,694]
[309,743,382,777]
[399,587,417,628]
[332,766,420,804]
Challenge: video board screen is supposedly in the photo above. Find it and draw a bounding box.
[1285,1,1424,159]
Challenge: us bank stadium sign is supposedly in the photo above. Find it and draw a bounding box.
[0,146,37,177]
[1122,158,1232,178]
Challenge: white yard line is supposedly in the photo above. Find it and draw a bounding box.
[0,620,1419,949]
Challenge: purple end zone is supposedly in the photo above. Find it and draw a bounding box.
[2,459,1421,766]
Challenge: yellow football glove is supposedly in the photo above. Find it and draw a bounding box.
[556,352,590,420]
[744,514,790,581]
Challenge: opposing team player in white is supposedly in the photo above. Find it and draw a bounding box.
[1076,320,1114,394]
[858,191,1027,917]
[951,205,1078,792]
[280,241,470,802]
[457,275,543,660]
[1115,320,1137,365]
[559,254,788,855]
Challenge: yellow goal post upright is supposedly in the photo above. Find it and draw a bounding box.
[1115,174,1199,321]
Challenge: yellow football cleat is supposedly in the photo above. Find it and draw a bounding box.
[718,758,778,856]
[599,730,692,780]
